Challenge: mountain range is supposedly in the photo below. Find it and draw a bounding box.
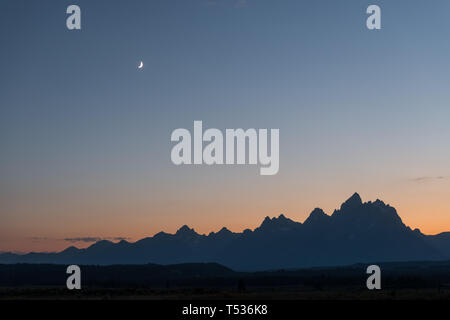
[1,193,450,270]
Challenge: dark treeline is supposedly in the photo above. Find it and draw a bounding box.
[2,260,450,290]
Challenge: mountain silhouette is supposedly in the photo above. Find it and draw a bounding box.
[1,193,449,270]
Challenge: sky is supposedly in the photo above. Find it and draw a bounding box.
[1,0,450,252]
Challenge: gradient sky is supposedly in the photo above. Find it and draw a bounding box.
[1,0,450,252]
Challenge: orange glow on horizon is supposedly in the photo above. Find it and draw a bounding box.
[2,190,449,253]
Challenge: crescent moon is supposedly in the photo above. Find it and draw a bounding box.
[138,61,144,69]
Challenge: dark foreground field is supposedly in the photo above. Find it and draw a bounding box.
[2,260,450,299]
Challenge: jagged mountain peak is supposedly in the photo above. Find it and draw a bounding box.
[262,216,271,224]
[217,227,231,234]
[208,227,232,236]
[260,214,287,225]
[331,193,405,231]
[87,240,115,251]
[208,227,237,240]
[154,231,170,238]
[304,208,329,225]
[257,214,300,232]
[2,193,447,269]
[373,199,386,206]
[310,207,326,216]
[61,246,79,254]
[175,225,199,237]
[340,192,363,210]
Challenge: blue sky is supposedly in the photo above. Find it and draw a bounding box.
[1,0,450,251]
